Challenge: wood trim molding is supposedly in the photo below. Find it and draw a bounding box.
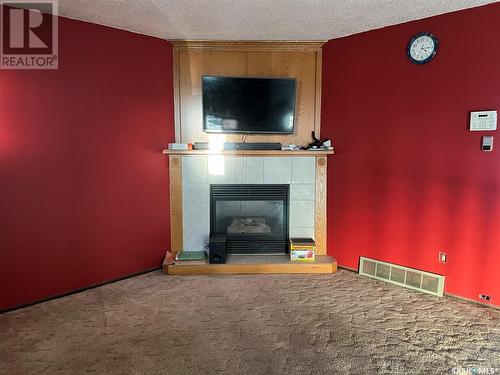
[315,156,327,255]
[163,149,334,156]
[170,40,326,52]
[314,48,323,138]
[169,156,183,253]
[172,48,181,143]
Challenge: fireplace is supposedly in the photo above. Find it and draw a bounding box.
[210,184,289,254]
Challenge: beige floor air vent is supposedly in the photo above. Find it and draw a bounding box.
[359,257,445,297]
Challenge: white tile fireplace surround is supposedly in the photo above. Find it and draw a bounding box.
[165,150,330,255]
[182,156,317,252]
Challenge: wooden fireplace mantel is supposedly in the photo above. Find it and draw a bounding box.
[162,149,334,156]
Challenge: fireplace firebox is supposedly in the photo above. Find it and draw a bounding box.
[210,184,289,254]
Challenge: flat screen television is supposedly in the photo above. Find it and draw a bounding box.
[202,76,296,134]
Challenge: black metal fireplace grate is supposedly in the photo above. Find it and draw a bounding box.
[210,184,289,254]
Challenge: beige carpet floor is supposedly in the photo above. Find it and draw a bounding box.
[1,269,499,375]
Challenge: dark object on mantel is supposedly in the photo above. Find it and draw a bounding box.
[194,142,282,151]
[209,234,227,264]
[304,131,331,150]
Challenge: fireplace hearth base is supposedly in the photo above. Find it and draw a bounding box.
[163,254,337,275]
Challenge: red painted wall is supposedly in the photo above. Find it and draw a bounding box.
[322,3,500,306]
[0,16,174,309]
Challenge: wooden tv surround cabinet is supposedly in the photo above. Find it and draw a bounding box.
[163,40,336,274]
[171,40,325,145]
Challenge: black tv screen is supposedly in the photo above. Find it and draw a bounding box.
[202,76,296,134]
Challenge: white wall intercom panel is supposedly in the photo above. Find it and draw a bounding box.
[470,110,497,131]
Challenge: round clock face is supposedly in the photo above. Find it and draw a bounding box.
[407,32,438,64]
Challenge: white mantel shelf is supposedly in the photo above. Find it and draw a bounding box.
[162,149,334,156]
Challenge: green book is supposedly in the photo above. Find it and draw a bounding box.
[176,251,206,261]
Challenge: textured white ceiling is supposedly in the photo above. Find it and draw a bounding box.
[56,0,498,40]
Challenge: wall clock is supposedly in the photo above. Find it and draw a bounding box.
[407,32,438,64]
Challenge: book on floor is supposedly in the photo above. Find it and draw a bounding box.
[175,251,206,261]
[174,259,207,265]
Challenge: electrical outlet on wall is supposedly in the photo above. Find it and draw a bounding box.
[479,294,492,302]
[438,251,447,264]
